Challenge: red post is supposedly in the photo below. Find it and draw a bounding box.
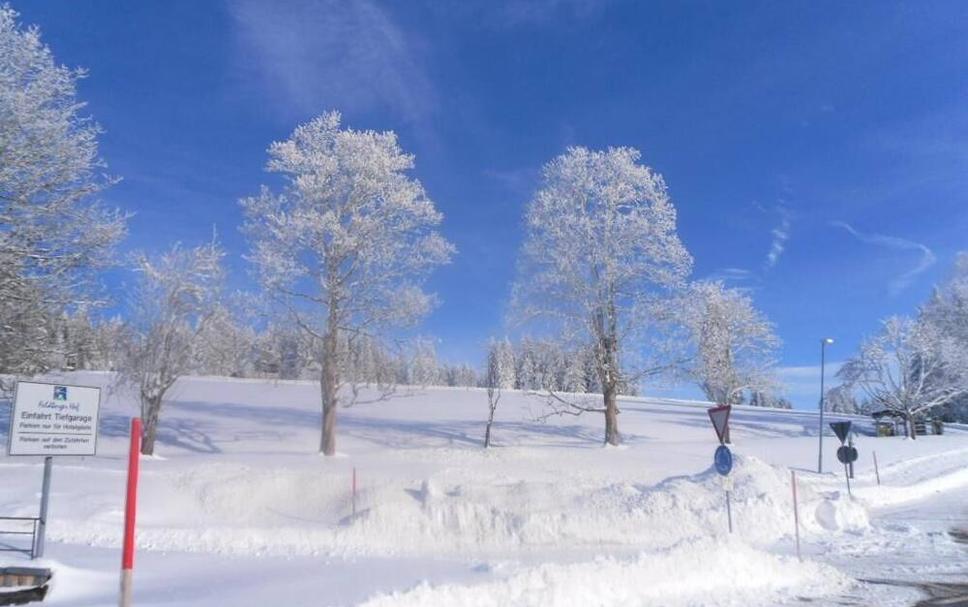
[120,418,142,607]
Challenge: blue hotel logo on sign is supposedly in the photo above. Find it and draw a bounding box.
[53,386,68,401]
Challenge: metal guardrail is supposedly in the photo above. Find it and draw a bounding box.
[0,516,40,558]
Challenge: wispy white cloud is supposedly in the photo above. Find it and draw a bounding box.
[704,267,757,287]
[229,0,434,123]
[433,0,609,28]
[707,267,753,282]
[831,221,936,295]
[482,166,541,195]
[704,267,759,293]
[765,208,791,270]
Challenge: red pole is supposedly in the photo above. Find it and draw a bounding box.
[120,418,142,607]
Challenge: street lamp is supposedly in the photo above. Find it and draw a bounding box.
[817,337,834,473]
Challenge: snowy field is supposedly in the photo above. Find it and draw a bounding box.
[1,371,966,606]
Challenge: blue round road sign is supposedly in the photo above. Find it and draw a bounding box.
[836,445,858,464]
[714,445,733,476]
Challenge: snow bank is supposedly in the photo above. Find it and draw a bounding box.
[359,537,852,607]
[339,454,865,556]
[43,454,868,558]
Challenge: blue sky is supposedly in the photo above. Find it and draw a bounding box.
[15,1,968,407]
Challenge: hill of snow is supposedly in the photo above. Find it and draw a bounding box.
[1,372,966,606]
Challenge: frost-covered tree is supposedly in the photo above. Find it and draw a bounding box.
[89,315,125,370]
[407,337,440,387]
[512,147,692,445]
[0,5,126,379]
[823,384,860,414]
[679,281,780,405]
[491,338,516,390]
[196,303,256,378]
[919,252,968,422]
[515,338,539,390]
[838,316,968,439]
[117,242,224,455]
[442,363,478,388]
[749,391,793,409]
[241,111,454,455]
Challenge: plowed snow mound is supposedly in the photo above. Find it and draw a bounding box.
[343,454,866,555]
[360,537,852,607]
[47,454,867,557]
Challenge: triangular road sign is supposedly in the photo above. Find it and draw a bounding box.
[829,420,852,443]
[707,405,731,444]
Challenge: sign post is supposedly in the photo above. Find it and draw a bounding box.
[7,381,101,559]
[830,421,857,496]
[35,457,53,558]
[707,405,734,533]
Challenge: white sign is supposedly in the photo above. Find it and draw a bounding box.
[7,381,101,456]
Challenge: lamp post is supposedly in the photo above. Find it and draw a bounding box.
[817,337,834,473]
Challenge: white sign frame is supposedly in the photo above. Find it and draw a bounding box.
[7,381,101,456]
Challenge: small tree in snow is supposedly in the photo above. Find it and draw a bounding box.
[512,147,692,445]
[679,281,780,405]
[0,6,126,380]
[241,111,454,455]
[838,316,968,439]
[117,242,224,455]
[483,340,505,448]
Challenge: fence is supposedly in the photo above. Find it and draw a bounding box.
[0,516,40,558]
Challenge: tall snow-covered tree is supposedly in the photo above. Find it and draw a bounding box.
[407,337,441,387]
[196,303,257,378]
[241,111,454,455]
[117,242,224,455]
[492,338,516,390]
[679,281,780,405]
[0,5,125,379]
[515,338,539,390]
[919,252,968,422]
[512,146,692,445]
[838,315,968,439]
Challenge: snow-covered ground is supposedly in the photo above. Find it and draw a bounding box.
[1,372,966,606]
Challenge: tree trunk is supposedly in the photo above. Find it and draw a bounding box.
[141,396,162,456]
[320,330,339,455]
[596,297,621,447]
[484,389,499,448]
[484,409,494,448]
[908,415,917,441]
[603,380,620,446]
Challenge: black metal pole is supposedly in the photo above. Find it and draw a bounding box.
[818,341,827,473]
[848,433,855,479]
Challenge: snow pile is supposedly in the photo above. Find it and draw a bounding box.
[42,453,869,559]
[815,494,869,532]
[342,453,866,556]
[359,537,852,607]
